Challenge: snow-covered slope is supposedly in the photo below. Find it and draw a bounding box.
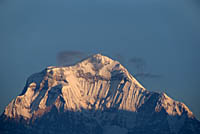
[0,54,199,134]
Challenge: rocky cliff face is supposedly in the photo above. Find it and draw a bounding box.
[0,54,199,134]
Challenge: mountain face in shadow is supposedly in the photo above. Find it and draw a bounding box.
[0,54,199,134]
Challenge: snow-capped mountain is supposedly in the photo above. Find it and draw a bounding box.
[0,54,199,134]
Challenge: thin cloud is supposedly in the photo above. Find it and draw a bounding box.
[57,51,87,66]
[128,57,162,79]
[129,57,145,64]
[134,72,162,79]
[112,53,126,65]
[129,57,146,74]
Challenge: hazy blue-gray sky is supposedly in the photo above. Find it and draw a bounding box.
[0,0,200,119]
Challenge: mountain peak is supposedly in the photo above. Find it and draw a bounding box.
[1,54,199,134]
[89,53,113,62]
[74,53,144,89]
[3,53,145,119]
[79,53,117,67]
[90,53,106,58]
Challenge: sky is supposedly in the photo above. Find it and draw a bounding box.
[0,0,200,119]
